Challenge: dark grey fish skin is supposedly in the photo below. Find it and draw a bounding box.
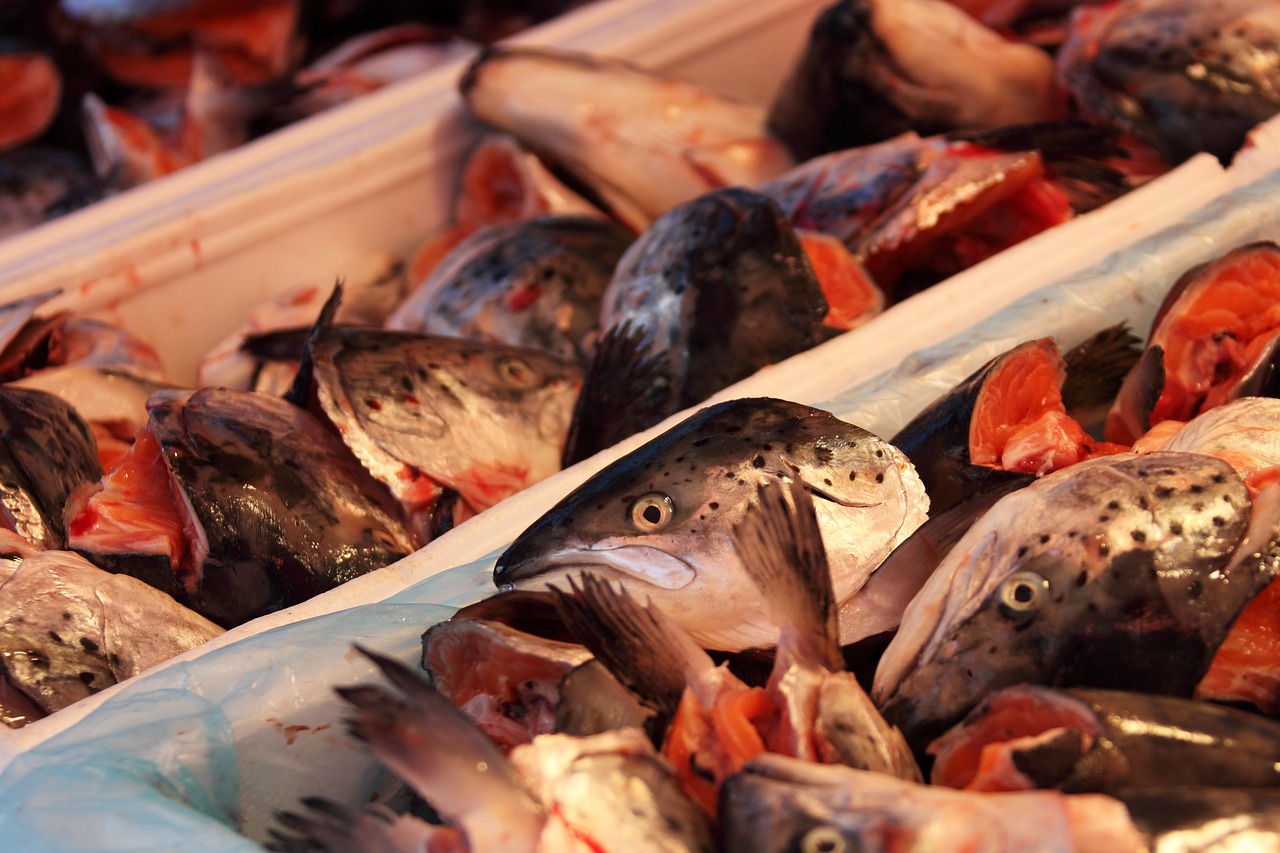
[0,385,102,550]
[1122,788,1280,849]
[555,659,655,738]
[931,685,1280,793]
[767,0,1062,162]
[305,328,582,534]
[497,397,928,652]
[387,215,633,365]
[592,187,834,424]
[0,549,222,725]
[1059,0,1280,166]
[718,753,1141,852]
[874,451,1280,748]
[147,388,418,627]
[0,148,100,240]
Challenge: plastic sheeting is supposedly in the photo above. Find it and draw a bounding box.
[3,163,1280,850]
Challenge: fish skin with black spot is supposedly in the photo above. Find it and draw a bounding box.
[146,387,418,627]
[495,397,928,652]
[387,215,633,365]
[0,549,222,725]
[304,328,582,536]
[1059,0,1280,166]
[874,451,1280,748]
[594,187,835,418]
[0,385,101,550]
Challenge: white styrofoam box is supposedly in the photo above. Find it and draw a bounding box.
[2,0,1280,829]
[0,0,829,382]
[2,0,1279,756]
[3,161,1280,852]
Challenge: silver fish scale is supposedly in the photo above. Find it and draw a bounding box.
[879,454,1246,687]
[979,452,1247,587]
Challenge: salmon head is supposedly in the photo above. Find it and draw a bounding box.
[494,397,928,652]
[873,451,1280,747]
[1059,0,1280,166]
[306,328,582,527]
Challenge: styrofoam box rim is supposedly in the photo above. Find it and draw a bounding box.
[2,0,1280,765]
[0,0,813,307]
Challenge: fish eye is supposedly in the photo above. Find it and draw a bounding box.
[629,493,675,531]
[998,570,1050,617]
[797,826,848,853]
[497,356,538,388]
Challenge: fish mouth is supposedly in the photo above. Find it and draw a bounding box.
[493,544,697,591]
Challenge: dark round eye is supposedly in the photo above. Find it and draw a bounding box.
[498,357,537,388]
[629,493,675,531]
[999,570,1050,617]
[798,826,847,853]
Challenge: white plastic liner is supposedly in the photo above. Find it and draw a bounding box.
[2,151,1280,850]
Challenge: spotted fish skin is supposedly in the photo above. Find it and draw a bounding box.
[306,328,582,536]
[495,397,928,652]
[0,549,222,725]
[874,451,1280,747]
[388,215,633,365]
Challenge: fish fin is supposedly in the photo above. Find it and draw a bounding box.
[550,573,710,723]
[1061,323,1142,427]
[950,120,1130,210]
[281,282,344,409]
[733,479,842,672]
[268,798,445,853]
[240,327,313,361]
[1105,344,1165,444]
[949,120,1127,161]
[337,647,535,824]
[561,321,676,467]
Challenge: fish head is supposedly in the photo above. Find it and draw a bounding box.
[1059,0,1280,165]
[313,330,582,511]
[719,756,923,853]
[600,188,833,408]
[496,397,927,651]
[874,451,1262,746]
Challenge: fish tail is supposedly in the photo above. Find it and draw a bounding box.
[551,573,712,720]
[337,646,534,822]
[733,479,842,671]
[267,797,443,853]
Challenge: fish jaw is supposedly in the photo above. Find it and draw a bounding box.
[497,535,782,651]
